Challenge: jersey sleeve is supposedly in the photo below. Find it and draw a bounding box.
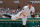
[22,6,26,12]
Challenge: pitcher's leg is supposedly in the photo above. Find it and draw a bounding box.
[22,20,26,27]
[22,17,27,27]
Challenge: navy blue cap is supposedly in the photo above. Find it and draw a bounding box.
[28,1,32,4]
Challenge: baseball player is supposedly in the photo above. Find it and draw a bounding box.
[18,2,35,27]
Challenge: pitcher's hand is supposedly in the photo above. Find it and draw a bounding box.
[16,17,19,19]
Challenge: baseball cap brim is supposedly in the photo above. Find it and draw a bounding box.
[28,1,32,4]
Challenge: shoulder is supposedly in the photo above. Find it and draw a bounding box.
[22,6,27,10]
[23,6,28,8]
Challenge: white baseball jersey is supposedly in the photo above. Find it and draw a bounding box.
[22,5,35,17]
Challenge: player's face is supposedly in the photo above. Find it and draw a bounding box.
[28,3,32,9]
[28,3,32,6]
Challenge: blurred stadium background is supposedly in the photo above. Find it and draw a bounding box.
[0,0,40,27]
